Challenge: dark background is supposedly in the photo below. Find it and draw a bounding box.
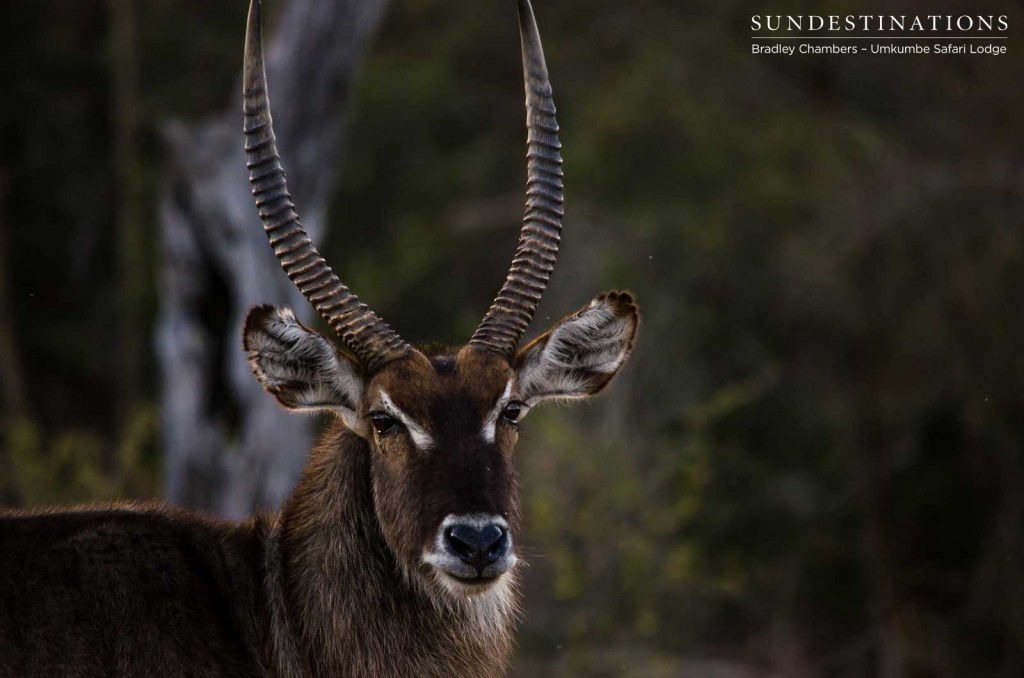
[2,1,1023,676]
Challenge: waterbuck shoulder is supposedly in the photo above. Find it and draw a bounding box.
[0,505,273,676]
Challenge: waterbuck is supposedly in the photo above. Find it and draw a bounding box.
[0,0,639,675]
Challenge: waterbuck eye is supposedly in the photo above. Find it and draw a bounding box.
[369,412,399,435]
[501,402,523,424]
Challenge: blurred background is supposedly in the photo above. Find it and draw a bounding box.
[2,0,1023,676]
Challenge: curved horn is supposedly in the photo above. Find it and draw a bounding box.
[469,0,564,359]
[243,0,410,373]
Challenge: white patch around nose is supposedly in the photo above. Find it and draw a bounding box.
[422,513,517,581]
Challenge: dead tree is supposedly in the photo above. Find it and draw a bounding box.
[158,0,389,516]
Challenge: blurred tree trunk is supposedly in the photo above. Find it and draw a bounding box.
[157,0,389,517]
[108,0,147,437]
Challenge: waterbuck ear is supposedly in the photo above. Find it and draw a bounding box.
[243,305,363,426]
[514,291,639,408]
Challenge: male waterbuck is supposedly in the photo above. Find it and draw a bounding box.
[0,0,639,675]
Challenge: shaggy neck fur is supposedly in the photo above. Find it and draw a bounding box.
[267,422,517,678]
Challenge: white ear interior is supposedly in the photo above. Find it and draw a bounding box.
[517,295,637,406]
[245,307,363,427]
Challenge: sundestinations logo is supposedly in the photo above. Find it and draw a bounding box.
[750,14,1009,56]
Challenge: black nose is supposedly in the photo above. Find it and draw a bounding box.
[444,523,510,571]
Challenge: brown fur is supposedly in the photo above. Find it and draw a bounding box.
[0,505,273,677]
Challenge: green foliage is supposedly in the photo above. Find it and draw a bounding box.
[1,409,161,508]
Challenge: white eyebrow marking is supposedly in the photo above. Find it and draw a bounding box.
[379,390,434,451]
[481,379,514,444]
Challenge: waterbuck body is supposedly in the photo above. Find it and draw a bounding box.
[0,420,516,677]
[0,1,640,676]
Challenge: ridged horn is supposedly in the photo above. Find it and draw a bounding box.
[469,0,564,360]
[243,0,410,373]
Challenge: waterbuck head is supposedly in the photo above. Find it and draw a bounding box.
[240,0,638,603]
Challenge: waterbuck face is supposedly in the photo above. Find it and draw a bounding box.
[243,291,638,599]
